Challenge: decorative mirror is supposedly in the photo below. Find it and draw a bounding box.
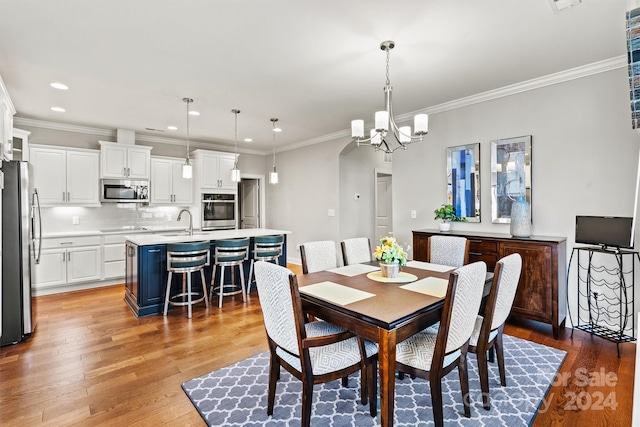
[446,143,481,222]
[491,135,532,223]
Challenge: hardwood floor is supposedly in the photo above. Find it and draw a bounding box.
[0,265,634,426]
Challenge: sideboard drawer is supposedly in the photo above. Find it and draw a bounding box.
[468,239,498,254]
[468,252,498,268]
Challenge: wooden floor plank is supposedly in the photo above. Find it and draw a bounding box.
[0,266,634,426]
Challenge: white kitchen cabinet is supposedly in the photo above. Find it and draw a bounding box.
[193,149,237,190]
[33,236,102,290]
[103,235,126,280]
[99,141,152,179]
[150,156,193,205]
[0,76,15,161]
[30,145,100,206]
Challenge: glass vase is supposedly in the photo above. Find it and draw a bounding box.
[510,196,531,237]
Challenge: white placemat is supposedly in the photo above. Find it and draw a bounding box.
[328,264,381,277]
[400,276,449,298]
[299,281,376,306]
[406,260,455,273]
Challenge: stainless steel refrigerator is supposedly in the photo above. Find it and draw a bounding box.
[1,161,41,346]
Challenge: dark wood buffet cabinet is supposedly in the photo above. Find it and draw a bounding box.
[413,229,567,338]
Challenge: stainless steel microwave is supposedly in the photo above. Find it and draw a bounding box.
[100,179,149,203]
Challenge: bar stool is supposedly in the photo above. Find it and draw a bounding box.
[247,234,284,294]
[163,241,210,319]
[210,237,250,308]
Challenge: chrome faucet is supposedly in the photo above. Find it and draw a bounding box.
[177,208,193,236]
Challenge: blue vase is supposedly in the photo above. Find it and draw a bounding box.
[510,196,531,237]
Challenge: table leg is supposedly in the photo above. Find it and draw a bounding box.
[378,328,397,427]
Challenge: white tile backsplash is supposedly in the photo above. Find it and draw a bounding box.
[41,204,190,234]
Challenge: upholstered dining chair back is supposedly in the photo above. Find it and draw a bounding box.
[300,240,338,273]
[254,261,299,355]
[443,261,487,354]
[427,235,469,268]
[490,253,522,330]
[340,237,372,265]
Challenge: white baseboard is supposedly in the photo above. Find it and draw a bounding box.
[33,279,124,296]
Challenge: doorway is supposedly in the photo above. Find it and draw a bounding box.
[375,170,393,240]
[238,176,265,229]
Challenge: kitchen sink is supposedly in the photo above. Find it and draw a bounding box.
[159,232,210,239]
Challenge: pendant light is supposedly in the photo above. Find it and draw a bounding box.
[231,109,241,182]
[270,118,279,185]
[182,97,193,179]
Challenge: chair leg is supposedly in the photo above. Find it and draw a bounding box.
[267,355,279,415]
[429,376,444,427]
[488,346,495,363]
[187,273,193,319]
[495,332,507,386]
[476,347,491,410]
[219,266,225,308]
[247,259,255,295]
[301,379,314,427]
[163,271,173,316]
[458,352,471,418]
[200,269,209,308]
[209,264,217,302]
[368,357,378,417]
[239,263,247,303]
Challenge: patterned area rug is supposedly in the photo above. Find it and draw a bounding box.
[182,335,566,426]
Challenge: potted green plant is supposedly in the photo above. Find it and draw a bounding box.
[433,204,467,231]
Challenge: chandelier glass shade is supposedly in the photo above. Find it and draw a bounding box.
[231,109,241,182]
[351,41,429,154]
[182,97,193,179]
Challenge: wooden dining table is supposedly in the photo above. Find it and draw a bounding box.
[296,261,492,427]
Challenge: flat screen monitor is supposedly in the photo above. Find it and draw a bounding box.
[575,216,634,249]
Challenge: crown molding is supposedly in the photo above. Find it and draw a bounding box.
[15,56,628,155]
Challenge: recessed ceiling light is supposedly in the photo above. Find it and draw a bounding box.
[50,82,69,90]
[273,127,282,133]
[188,111,200,116]
[51,106,66,112]
[167,125,178,130]
[244,138,253,143]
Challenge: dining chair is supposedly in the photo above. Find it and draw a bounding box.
[254,261,378,426]
[427,235,469,267]
[299,240,338,273]
[340,237,372,265]
[395,261,487,427]
[468,253,522,409]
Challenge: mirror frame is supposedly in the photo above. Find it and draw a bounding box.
[446,142,481,222]
[490,135,532,223]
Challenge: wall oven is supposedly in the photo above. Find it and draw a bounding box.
[100,179,149,203]
[202,193,236,230]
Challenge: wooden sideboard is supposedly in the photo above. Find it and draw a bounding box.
[413,229,567,338]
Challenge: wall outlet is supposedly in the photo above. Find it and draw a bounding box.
[72,216,79,225]
[328,209,335,217]
[167,214,172,222]
[354,193,360,200]
[411,210,417,219]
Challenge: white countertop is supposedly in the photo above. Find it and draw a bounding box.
[42,226,189,239]
[124,228,292,246]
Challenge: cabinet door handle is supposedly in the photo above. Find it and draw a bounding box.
[62,191,66,202]
[469,252,482,256]
[469,239,483,244]
[60,242,73,245]
[67,192,70,201]
[67,252,71,261]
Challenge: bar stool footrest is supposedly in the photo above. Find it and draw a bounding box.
[169,292,206,307]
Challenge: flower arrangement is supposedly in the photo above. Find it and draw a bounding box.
[373,236,407,266]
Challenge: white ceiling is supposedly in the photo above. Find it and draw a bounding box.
[0,0,629,154]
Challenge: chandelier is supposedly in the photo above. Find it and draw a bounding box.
[351,41,429,154]
[181,97,193,179]
[230,109,241,182]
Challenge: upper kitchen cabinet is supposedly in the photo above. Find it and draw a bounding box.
[30,145,100,206]
[193,149,237,191]
[0,75,16,161]
[99,141,152,179]
[149,156,193,205]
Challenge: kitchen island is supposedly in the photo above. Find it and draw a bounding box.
[124,228,291,317]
